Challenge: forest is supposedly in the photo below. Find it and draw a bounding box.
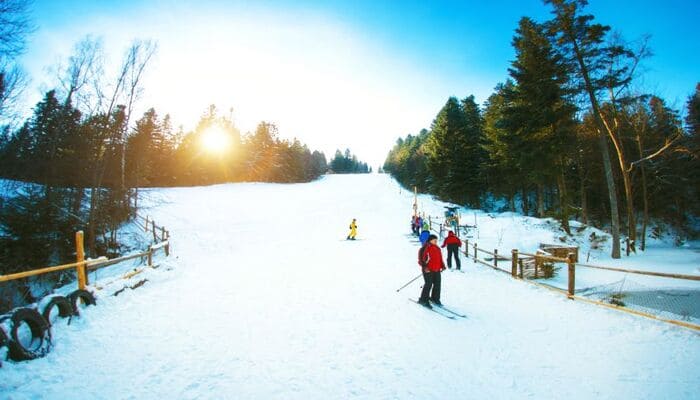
[384,0,699,258]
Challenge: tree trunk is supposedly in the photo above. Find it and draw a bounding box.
[577,153,588,225]
[636,134,649,251]
[604,112,636,253]
[72,187,83,217]
[88,186,98,256]
[556,161,571,235]
[537,183,545,217]
[508,192,516,212]
[568,34,621,258]
[597,133,621,258]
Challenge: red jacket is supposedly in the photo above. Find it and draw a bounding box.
[418,243,445,272]
[441,231,462,247]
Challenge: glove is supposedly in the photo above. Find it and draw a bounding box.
[441,266,446,272]
[423,267,430,273]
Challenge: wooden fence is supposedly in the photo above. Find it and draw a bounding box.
[0,214,170,294]
[460,237,700,331]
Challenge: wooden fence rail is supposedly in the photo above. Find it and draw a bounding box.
[0,217,170,293]
[459,237,700,331]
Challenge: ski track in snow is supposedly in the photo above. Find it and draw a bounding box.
[2,174,699,399]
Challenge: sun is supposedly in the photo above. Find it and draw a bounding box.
[200,126,232,154]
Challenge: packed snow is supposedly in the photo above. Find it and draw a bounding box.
[2,174,699,399]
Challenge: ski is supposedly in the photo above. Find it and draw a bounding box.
[433,304,467,318]
[408,299,456,320]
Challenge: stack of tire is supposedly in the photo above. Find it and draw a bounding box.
[0,289,95,365]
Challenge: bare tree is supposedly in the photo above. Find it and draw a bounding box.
[58,36,104,112]
[117,40,157,192]
[0,62,28,118]
[0,0,34,59]
[0,0,34,121]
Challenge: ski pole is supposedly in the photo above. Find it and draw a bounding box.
[396,273,423,292]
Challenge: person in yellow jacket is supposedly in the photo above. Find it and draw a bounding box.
[347,218,358,240]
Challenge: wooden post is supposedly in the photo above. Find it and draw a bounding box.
[76,231,87,290]
[148,247,153,267]
[465,239,469,258]
[429,216,432,231]
[473,242,477,262]
[164,241,170,257]
[145,216,149,232]
[152,220,157,242]
[534,255,539,279]
[511,249,518,277]
[494,249,498,269]
[413,186,417,217]
[161,226,166,242]
[567,253,576,298]
[518,259,524,279]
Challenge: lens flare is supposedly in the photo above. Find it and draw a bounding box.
[200,126,232,154]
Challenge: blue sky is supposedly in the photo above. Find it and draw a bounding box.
[19,0,700,166]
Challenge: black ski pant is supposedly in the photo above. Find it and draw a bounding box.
[419,271,441,302]
[446,244,461,269]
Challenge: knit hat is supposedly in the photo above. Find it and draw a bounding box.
[428,234,438,241]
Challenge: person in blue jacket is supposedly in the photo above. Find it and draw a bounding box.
[419,228,430,245]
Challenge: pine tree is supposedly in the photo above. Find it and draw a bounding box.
[545,0,622,257]
[508,16,576,232]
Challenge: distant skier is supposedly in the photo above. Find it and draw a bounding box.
[411,216,419,235]
[417,234,446,308]
[347,218,358,240]
[441,230,462,270]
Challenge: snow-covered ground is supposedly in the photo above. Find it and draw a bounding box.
[2,174,699,399]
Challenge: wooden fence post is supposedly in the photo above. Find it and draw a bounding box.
[465,239,469,258]
[494,249,498,269]
[518,259,524,279]
[148,246,153,267]
[76,231,87,290]
[511,249,518,277]
[473,242,477,262]
[161,226,166,242]
[145,216,149,232]
[567,253,576,298]
[152,220,157,242]
[429,216,432,231]
[534,255,539,279]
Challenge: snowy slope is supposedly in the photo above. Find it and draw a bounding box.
[2,174,699,399]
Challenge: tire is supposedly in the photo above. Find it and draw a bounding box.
[0,325,8,348]
[7,307,51,361]
[69,289,96,315]
[0,325,8,368]
[41,295,73,325]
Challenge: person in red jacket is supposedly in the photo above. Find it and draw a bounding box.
[417,234,446,308]
[441,230,462,270]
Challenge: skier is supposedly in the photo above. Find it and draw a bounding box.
[347,218,358,240]
[419,227,430,245]
[417,234,446,308]
[441,230,462,270]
